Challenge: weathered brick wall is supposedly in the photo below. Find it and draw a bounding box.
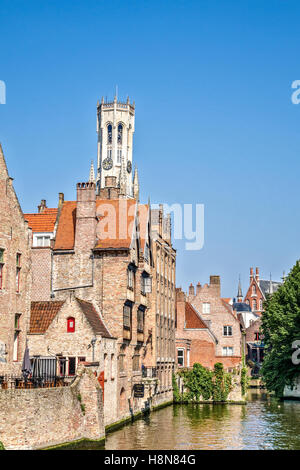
[31,247,51,301]
[245,317,262,342]
[0,146,32,375]
[0,367,104,450]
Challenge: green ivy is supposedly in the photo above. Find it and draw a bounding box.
[174,362,234,403]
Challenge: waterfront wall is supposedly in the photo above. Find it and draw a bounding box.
[0,367,105,450]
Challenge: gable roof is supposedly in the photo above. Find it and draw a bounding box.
[54,201,77,250]
[24,209,58,233]
[76,298,112,338]
[185,301,208,329]
[30,301,65,333]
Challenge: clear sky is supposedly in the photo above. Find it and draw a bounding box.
[0,0,299,297]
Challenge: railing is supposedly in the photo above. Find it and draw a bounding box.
[142,367,157,378]
[0,374,72,390]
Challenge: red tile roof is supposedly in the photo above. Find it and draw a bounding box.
[24,209,58,233]
[54,199,149,252]
[54,201,76,250]
[185,302,208,329]
[30,301,65,333]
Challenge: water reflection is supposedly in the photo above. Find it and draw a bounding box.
[71,391,300,450]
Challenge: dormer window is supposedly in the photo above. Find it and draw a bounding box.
[67,317,75,333]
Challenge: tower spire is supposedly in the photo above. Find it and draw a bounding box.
[237,275,243,302]
[89,160,95,183]
[269,273,273,294]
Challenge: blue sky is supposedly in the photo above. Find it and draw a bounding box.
[0,0,299,297]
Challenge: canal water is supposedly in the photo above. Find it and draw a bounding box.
[73,391,300,450]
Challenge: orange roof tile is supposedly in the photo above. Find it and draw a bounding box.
[24,209,58,233]
[185,302,208,329]
[54,201,77,250]
[30,301,65,333]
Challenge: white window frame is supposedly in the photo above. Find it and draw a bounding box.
[222,346,234,357]
[223,325,233,336]
[202,302,210,314]
[177,348,184,367]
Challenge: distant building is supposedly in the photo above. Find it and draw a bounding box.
[0,145,32,374]
[176,276,243,371]
[244,267,282,315]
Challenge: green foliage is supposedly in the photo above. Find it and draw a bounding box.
[261,260,300,397]
[174,362,233,403]
[80,403,86,415]
[212,363,232,401]
[241,355,249,396]
[0,441,5,450]
[183,363,214,401]
[172,373,181,403]
[77,393,82,403]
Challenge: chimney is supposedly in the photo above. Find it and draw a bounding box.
[58,192,64,209]
[74,182,96,251]
[189,283,195,297]
[256,267,259,283]
[176,287,185,302]
[38,199,47,213]
[196,282,201,295]
[210,275,221,297]
[250,267,254,282]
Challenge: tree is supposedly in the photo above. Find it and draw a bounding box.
[261,260,300,397]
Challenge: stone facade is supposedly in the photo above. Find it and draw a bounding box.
[27,294,118,426]
[0,145,32,375]
[0,366,105,450]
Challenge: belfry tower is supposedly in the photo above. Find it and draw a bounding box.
[96,96,136,198]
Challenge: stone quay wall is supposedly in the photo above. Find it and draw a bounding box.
[0,367,105,450]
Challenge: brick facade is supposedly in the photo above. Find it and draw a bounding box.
[0,145,32,374]
[176,276,242,371]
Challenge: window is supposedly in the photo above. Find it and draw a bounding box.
[132,354,140,371]
[107,124,112,144]
[202,303,210,314]
[117,123,123,144]
[252,299,257,311]
[123,303,132,330]
[67,317,75,333]
[141,272,151,295]
[259,299,263,310]
[223,326,233,336]
[137,308,144,333]
[68,357,76,376]
[78,357,86,364]
[0,249,4,290]
[15,314,21,330]
[107,148,112,159]
[36,236,51,247]
[222,347,233,356]
[127,265,135,290]
[16,254,21,292]
[252,285,256,295]
[117,148,122,164]
[177,349,184,367]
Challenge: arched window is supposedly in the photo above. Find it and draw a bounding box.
[252,284,256,294]
[107,124,112,144]
[117,123,123,144]
[252,300,257,311]
[67,317,75,333]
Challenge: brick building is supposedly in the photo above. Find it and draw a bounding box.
[0,144,32,374]
[244,267,282,315]
[24,98,176,421]
[151,205,176,402]
[27,293,117,425]
[177,276,243,369]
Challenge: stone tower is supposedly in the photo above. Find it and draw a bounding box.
[96,96,135,198]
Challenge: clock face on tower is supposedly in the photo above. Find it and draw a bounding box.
[127,161,132,174]
[102,157,113,170]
